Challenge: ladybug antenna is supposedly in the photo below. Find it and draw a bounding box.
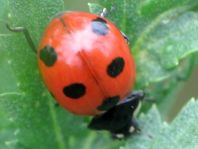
[6,23,37,53]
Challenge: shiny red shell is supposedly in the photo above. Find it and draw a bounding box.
[38,11,136,115]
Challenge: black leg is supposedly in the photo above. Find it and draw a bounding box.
[6,23,37,53]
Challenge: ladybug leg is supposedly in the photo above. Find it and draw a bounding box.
[121,32,129,44]
[6,23,36,53]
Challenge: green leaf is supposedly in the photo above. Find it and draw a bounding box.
[135,9,198,87]
[124,99,198,149]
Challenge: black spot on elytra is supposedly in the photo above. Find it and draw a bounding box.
[91,17,109,36]
[63,83,86,99]
[97,96,120,111]
[107,57,125,78]
[40,45,57,67]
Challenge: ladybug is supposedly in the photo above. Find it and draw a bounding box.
[7,9,144,138]
[38,11,136,115]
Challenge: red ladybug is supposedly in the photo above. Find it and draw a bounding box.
[7,10,144,138]
[38,11,136,115]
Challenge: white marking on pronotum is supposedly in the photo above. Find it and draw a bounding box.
[129,126,135,133]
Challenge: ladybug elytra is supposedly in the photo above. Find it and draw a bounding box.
[38,11,136,115]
